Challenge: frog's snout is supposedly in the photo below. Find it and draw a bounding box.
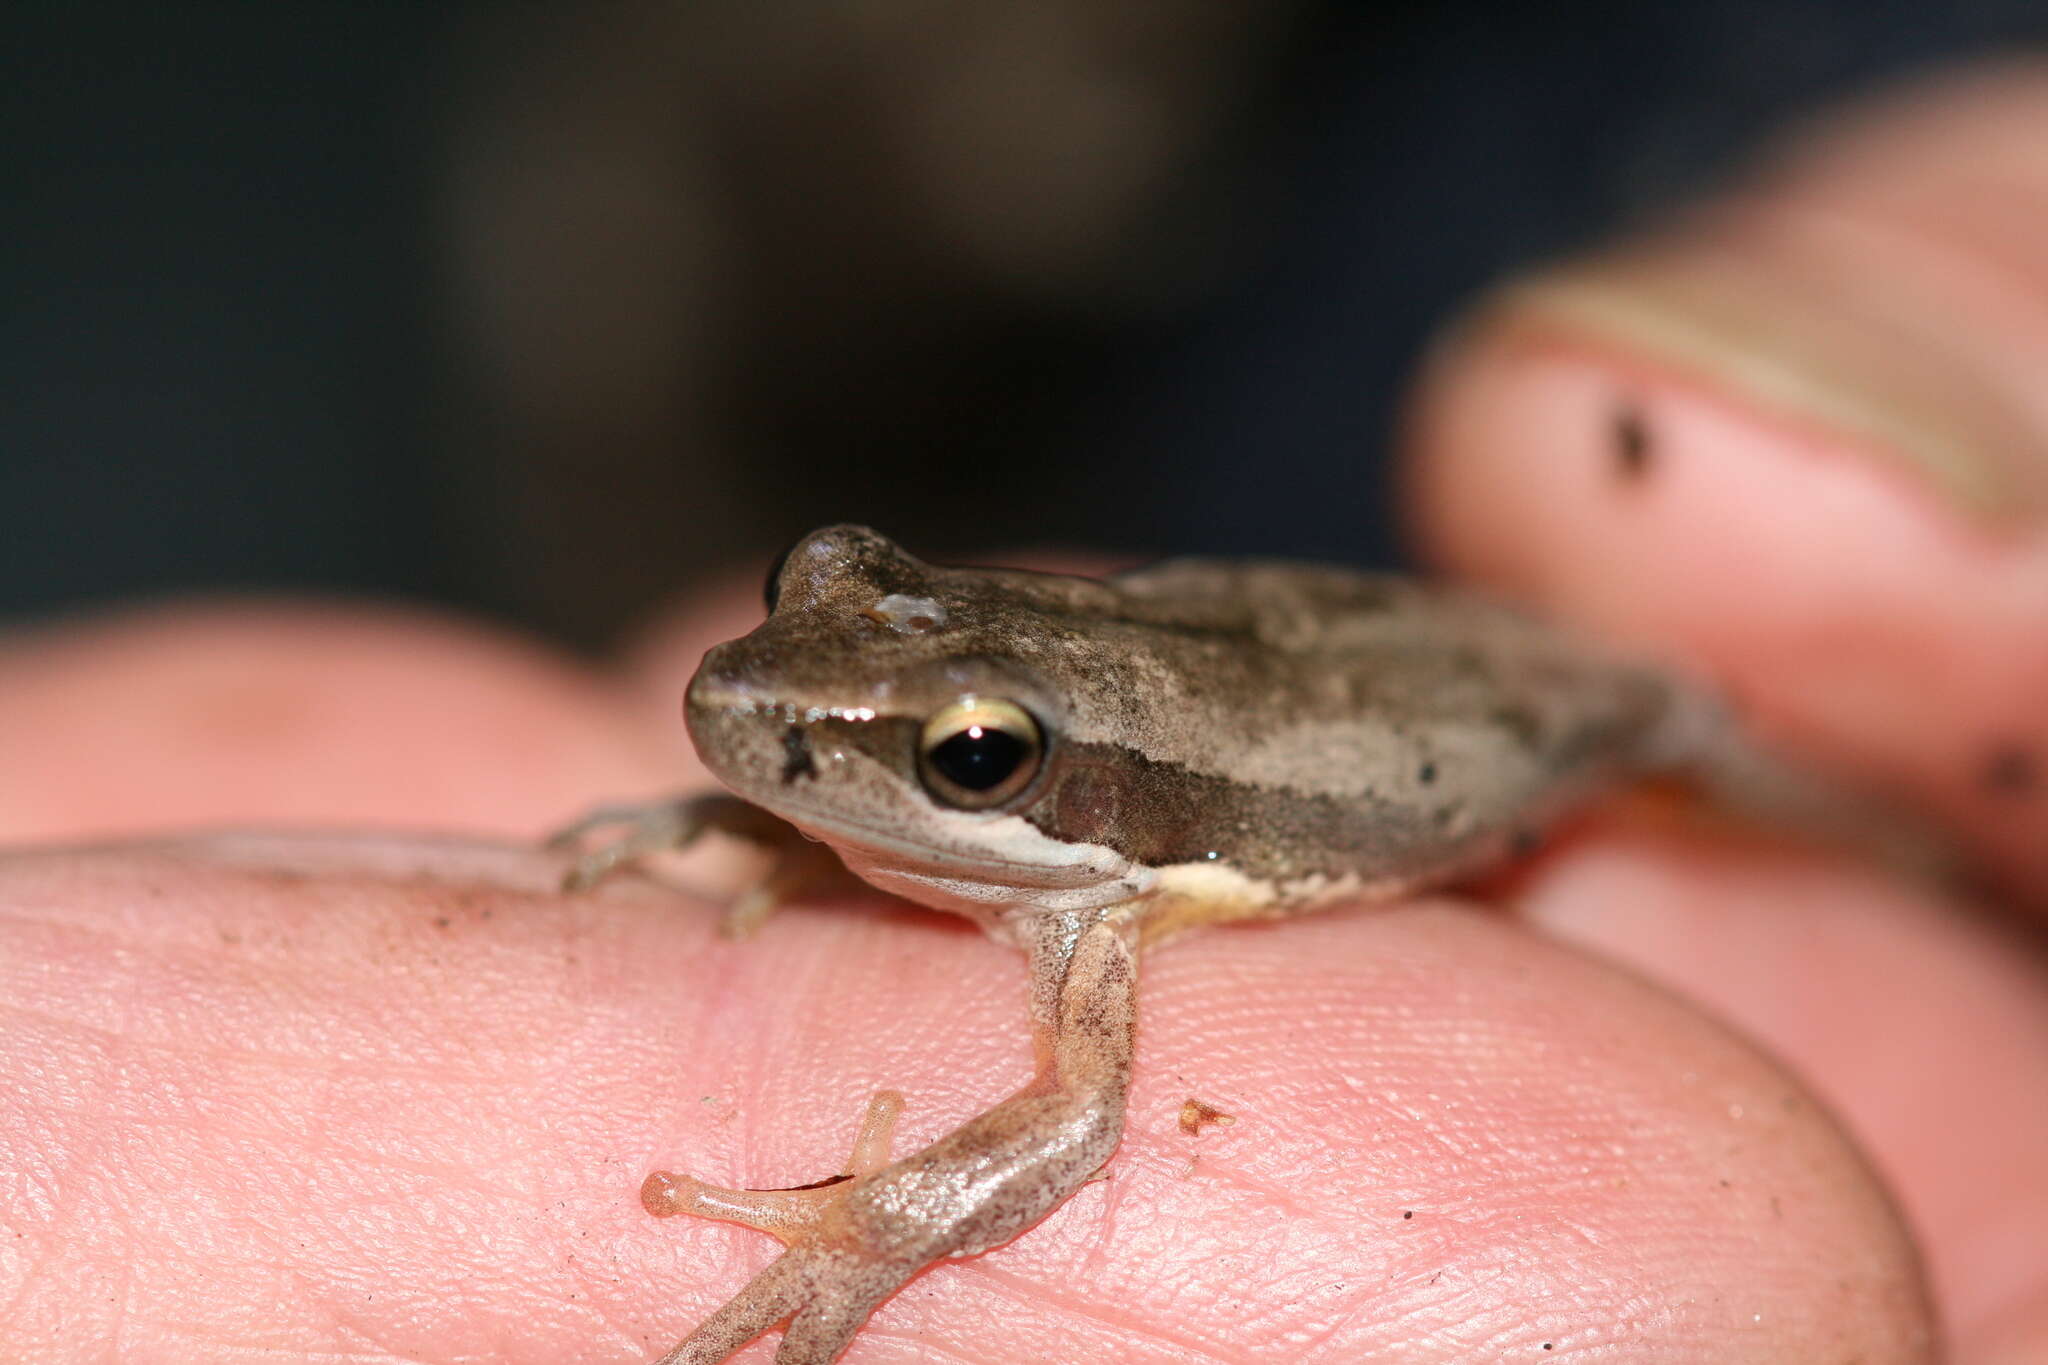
[685,639,790,719]
[684,647,775,780]
[682,686,774,792]
[684,644,743,717]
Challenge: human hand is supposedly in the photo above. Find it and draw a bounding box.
[6,62,2045,1365]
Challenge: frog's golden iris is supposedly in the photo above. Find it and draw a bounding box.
[916,696,1044,809]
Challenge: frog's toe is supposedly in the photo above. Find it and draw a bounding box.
[548,793,849,920]
[547,798,700,891]
[654,1254,802,1364]
[771,1270,899,1365]
[654,1246,904,1365]
[642,1090,903,1239]
[646,1091,911,1364]
[713,834,859,938]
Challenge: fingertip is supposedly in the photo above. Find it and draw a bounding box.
[1119,903,1939,1362]
[1510,826,2048,1348]
[1400,180,2048,903]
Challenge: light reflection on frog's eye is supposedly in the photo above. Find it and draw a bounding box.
[917,697,1044,809]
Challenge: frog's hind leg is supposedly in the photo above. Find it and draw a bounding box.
[641,908,1142,1365]
[1636,683,1956,881]
[656,1250,909,1365]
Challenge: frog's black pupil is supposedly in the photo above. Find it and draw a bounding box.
[762,537,799,614]
[930,725,1028,792]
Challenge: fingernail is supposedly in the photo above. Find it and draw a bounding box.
[1459,228,2048,532]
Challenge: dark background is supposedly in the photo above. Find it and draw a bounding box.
[7,2,2044,645]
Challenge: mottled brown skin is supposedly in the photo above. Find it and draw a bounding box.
[585,524,1745,1365]
[696,525,1699,899]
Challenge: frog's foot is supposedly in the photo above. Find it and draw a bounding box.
[642,1091,913,1365]
[711,834,855,939]
[548,792,846,934]
[639,912,1142,1365]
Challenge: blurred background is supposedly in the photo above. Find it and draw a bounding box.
[8,1,2046,647]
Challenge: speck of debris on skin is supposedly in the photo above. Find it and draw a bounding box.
[1611,403,1652,481]
[1980,741,2039,798]
[1178,1098,1237,1135]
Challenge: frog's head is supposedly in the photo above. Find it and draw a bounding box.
[685,525,1157,919]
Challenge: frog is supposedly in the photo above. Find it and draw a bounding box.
[554,523,1790,1365]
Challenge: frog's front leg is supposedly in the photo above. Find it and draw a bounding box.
[643,906,1142,1365]
[548,792,850,936]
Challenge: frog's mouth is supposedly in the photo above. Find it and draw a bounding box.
[791,802,1129,888]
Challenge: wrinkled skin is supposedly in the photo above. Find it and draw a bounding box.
[5,62,2048,1365]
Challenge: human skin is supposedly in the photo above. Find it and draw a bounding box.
[5,65,2047,1365]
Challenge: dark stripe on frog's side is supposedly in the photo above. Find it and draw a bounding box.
[1025,659,1674,885]
[1022,740,1525,886]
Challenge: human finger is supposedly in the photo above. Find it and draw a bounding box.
[1402,61,2048,903]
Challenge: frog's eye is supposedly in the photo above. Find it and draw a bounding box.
[917,697,1044,809]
